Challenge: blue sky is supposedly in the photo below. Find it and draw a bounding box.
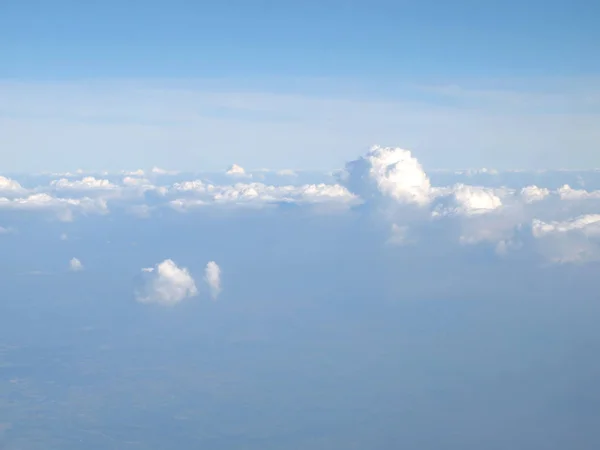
[0,0,599,171]
[2,0,599,78]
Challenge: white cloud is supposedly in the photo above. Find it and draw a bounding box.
[50,176,117,190]
[226,164,250,177]
[122,176,152,187]
[0,176,23,193]
[557,184,600,201]
[0,193,108,221]
[204,261,221,299]
[169,182,358,210]
[69,257,84,271]
[151,167,179,175]
[520,185,550,203]
[529,215,600,263]
[8,143,600,266]
[136,259,198,306]
[532,214,600,238]
[437,184,504,217]
[343,145,432,206]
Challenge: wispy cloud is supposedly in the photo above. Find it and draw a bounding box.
[1,78,598,172]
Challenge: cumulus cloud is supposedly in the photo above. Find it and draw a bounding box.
[122,176,152,187]
[204,261,221,299]
[169,182,358,210]
[434,184,504,217]
[136,259,197,306]
[343,145,432,206]
[0,176,23,193]
[557,184,600,201]
[532,214,600,238]
[528,215,600,263]
[520,185,550,203]
[226,164,249,177]
[7,143,600,266]
[69,257,83,271]
[0,193,108,221]
[50,176,117,191]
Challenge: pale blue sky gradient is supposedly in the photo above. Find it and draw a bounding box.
[1,0,599,171]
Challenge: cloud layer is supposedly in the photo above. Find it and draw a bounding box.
[3,144,600,264]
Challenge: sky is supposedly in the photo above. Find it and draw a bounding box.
[2,2,600,448]
[1,0,599,171]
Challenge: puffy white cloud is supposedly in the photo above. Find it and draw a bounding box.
[0,193,108,221]
[0,176,23,193]
[151,167,179,175]
[204,261,221,299]
[433,184,504,217]
[343,145,432,206]
[69,257,83,271]
[50,176,117,190]
[557,184,600,201]
[520,185,550,203]
[122,176,152,187]
[532,214,600,238]
[171,180,211,193]
[226,164,249,177]
[529,215,600,263]
[136,259,197,306]
[169,182,358,210]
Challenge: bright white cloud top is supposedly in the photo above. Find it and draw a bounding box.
[136,259,198,306]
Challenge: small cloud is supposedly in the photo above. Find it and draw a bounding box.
[226,164,250,178]
[204,261,221,299]
[0,226,16,234]
[387,224,412,246]
[136,259,197,306]
[122,176,152,187]
[60,233,68,241]
[123,169,145,176]
[151,167,179,175]
[276,169,297,177]
[69,257,84,271]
